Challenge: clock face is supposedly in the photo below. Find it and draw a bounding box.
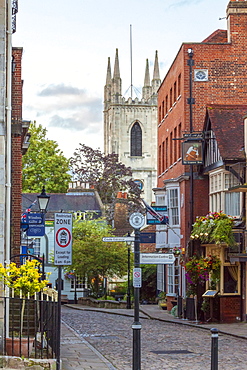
[194,69,208,81]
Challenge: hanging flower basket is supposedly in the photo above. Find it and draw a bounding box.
[173,247,181,256]
[64,272,75,280]
[185,255,221,296]
[190,211,235,246]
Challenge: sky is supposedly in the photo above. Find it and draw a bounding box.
[13,0,228,159]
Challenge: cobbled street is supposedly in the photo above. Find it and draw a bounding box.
[62,306,247,370]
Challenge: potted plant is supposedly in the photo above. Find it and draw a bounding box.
[157,291,167,310]
[0,259,49,357]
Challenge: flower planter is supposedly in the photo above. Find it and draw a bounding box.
[6,337,34,357]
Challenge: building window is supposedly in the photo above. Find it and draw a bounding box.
[168,188,179,226]
[159,105,161,122]
[170,132,173,165]
[165,137,168,169]
[130,122,142,156]
[71,275,86,291]
[169,88,173,108]
[162,142,165,173]
[174,81,177,103]
[159,145,161,175]
[33,238,41,256]
[167,258,179,295]
[223,265,239,293]
[178,123,181,158]
[157,265,165,292]
[162,100,164,119]
[165,95,168,114]
[210,170,241,217]
[174,127,177,161]
[178,74,181,96]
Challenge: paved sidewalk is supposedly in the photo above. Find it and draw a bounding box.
[61,320,116,370]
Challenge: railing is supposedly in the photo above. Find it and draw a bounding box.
[3,289,59,359]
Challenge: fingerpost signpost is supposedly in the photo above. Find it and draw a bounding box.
[129,212,145,370]
[54,213,72,370]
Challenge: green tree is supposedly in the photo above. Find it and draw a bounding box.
[70,219,130,297]
[140,264,157,302]
[22,122,71,193]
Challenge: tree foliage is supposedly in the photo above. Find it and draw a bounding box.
[70,144,142,219]
[69,219,131,296]
[140,264,157,301]
[22,123,71,193]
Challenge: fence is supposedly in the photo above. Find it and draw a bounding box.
[2,288,59,359]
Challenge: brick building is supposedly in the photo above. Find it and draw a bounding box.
[155,0,247,321]
[11,47,30,257]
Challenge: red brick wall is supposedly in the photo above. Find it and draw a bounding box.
[219,295,241,323]
[157,1,247,249]
[11,47,23,256]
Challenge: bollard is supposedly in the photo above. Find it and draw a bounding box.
[211,328,218,370]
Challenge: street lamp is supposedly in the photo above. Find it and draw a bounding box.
[126,232,132,309]
[37,186,50,213]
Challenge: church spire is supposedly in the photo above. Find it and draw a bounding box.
[142,59,152,101]
[106,57,111,85]
[144,59,150,86]
[113,48,120,79]
[112,48,122,97]
[104,57,112,106]
[152,50,161,94]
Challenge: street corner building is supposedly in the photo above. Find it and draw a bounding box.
[154,0,247,322]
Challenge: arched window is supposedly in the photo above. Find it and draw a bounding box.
[131,122,142,156]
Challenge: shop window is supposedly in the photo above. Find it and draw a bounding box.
[223,265,239,294]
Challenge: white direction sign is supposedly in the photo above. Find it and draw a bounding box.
[140,253,175,265]
[102,237,135,242]
[54,213,72,265]
[133,268,142,288]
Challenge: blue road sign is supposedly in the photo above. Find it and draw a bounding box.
[26,224,45,237]
[21,213,45,231]
[140,233,156,243]
[146,206,169,225]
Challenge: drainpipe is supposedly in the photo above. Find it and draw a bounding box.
[5,0,13,339]
[6,0,12,264]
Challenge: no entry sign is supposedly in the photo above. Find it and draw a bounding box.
[54,213,72,265]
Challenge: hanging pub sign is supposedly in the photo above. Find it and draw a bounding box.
[182,140,203,165]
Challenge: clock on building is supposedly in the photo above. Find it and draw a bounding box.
[194,69,208,81]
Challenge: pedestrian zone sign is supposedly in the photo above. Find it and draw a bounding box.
[54,213,72,266]
[133,268,142,288]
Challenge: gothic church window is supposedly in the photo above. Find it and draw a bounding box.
[131,122,142,156]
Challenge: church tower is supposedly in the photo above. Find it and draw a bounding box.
[104,49,161,204]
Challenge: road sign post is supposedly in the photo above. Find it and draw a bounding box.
[129,212,144,370]
[54,213,72,265]
[54,213,72,370]
[132,228,141,370]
